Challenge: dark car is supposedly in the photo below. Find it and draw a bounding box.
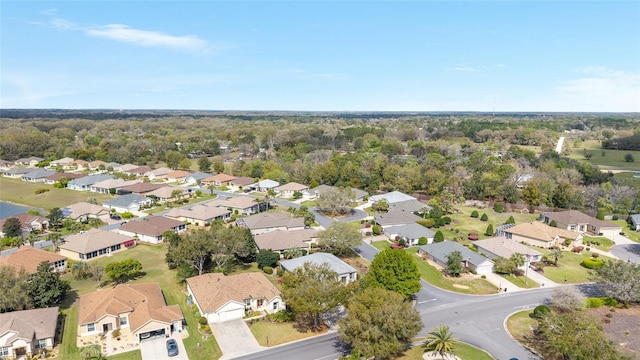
[110,214,121,220]
[166,339,179,357]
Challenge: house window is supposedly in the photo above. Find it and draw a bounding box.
[119,316,128,326]
[273,302,278,310]
[0,347,9,356]
[111,244,121,251]
[87,323,95,332]
[245,299,251,307]
[79,253,85,259]
[34,339,47,349]
[257,299,263,307]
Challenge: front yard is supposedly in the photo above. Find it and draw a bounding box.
[537,249,614,284]
[249,320,328,347]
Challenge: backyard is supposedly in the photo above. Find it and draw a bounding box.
[447,206,539,242]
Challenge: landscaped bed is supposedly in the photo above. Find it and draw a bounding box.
[397,342,495,360]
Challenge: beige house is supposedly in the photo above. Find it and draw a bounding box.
[0,213,49,238]
[145,186,190,203]
[254,228,318,256]
[473,237,543,264]
[165,170,191,184]
[117,216,186,244]
[206,195,265,215]
[235,212,305,235]
[227,176,256,192]
[186,272,284,323]
[201,173,236,187]
[540,210,622,239]
[165,205,231,226]
[63,202,110,222]
[504,221,583,248]
[273,182,309,198]
[0,307,59,359]
[60,228,135,261]
[78,283,183,343]
[0,246,67,274]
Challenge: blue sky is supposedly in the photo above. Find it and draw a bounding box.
[2,1,639,112]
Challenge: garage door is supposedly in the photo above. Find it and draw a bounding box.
[218,308,244,322]
[139,329,165,341]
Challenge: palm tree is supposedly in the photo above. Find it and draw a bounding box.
[71,261,91,280]
[510,252,525,270]
[423,325,457,359]
[549,248,563,266]
[25,232,39,247]
[46,232,62,252]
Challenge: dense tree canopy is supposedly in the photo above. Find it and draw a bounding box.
[365,249,421,299]
[28,261,70,308]
[317,222,363,256]
[592,260,640,304]
[2,217,22,238]
[0,266,31,312]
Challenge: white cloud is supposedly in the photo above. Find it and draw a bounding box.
[50,18,210,53]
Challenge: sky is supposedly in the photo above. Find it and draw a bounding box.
[1,1,639,112]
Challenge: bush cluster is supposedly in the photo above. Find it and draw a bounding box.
[34,188,50,194]
[470,210,479,218]
[532,305,551,319]
[581,257,604,269]
[263,266,273,274]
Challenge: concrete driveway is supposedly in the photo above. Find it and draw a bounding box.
[139,333,188,360]
[212,319,263,360]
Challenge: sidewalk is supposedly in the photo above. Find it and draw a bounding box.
[482,272,524,293]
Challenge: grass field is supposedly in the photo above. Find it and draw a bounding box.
[58,243,222,360]
[448,206,538,242]
[500,273,539,289]
[614,219,640,242]
[582,235,616,251]
[538,249,613,284]
[506,310,536,344]
[0,177,112,211]
[569,139,640,171]
[249,321,327,347]
[398,342,495,360]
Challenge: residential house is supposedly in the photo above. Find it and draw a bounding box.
[309,185,368,202]
[0,246,67,274]
[0,160,14,171]
[2,168,31,178]
[0,213,49,238]
[72,159,89,170]
[104,162,122,171]
[165,170,191,184]
[60,228,135,261]
[254,228,319,256]
[21,169,55,183]
[117,216,186,244]
[43,172,86,185]
[78,283,183,343]
[145,186,190,203]
[118,182,168,195]
[280,252,358,284]
[201,173,236,187]
[629,214,640,231]
[144,167,173,181]
[540,210,622,239]
[418,241,494,275]
[274,182,309,198]
[62,202,109,222]
[236,212,305,235]
[185,172,213,186]
[113,164,139,173]
[49,157,75,169]
[504,221,583,248]
[206,195,265,215]
[186,272,284,323]
[165,205,231,226]
[14,157,44,168]
[473,237,543,265]
[103,194,153,213]
[227,176,256,192]
[249,179,280,192]
[0,307,59,359]
[91,178,142,194]
[374,209,423,228]
[88,160,107,171]
[123,166,152,177]
[384,223,435,246]
[389,199,432,214]
[369,191,416,205]
[68,174,114,191]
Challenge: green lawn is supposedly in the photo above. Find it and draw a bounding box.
[538,250,613,284]
[582,235,616,251]
[59,244,222,360]
[107,350,142,360]
[249,320,327,346]
[398,342,495,360]
[613,219,640,242]
[568,139,640,171]
[506,310,536,344]
[301,200,317,207]
[612,171,640,191]
[0,177,112,211]
[447,206,538,241]
[372,240,390,251]
[144,194,217,214]
[500,273,539,289]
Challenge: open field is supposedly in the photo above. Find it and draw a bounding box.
[59,243,222,360]
[448,206,539,241]
[569,139,640,171]
[0,177,113,211]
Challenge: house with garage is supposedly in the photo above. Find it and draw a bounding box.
[72,159,89,170]
[227,176,256,192]
[14,157,44,168]
[0,213,49,238]
[21,169,55,183]
[418,241,494,275]
[0,160,14,170]
[540,210,622,239]
[2,167,32,178]
[473,237,543,265]
[78,283,183,343]
[206,195,266,215]
[280,252,358,284]
[186,272,284,323]
[103,194,153,213]
[143,167,173,181]
[0,246,67,274]
[250,179,280,193]
[117,216,186,244]
[0,307,59,359]
[145,186,190,203]
[384,223,435,246]
[274,182,309,198]
[113,164,139,173]
[123,166,152,178]
[254,228,319,256]
[629,214,640,231]
[374,209,423,228]
[43,172,86,186]
[165,170,191,184]
[118,182,167,196]
[88,160,107,171]
[201,173,236,187]
[185,172,213,186]
[60,228,135,261]
[49,157,75,170]
[369,191,416,205]
[235,212,305,235]
[504,221,583,248]
[68,174,114,191]
[165,205,231,226]
[62,202,110,222]
[91,178,142,194]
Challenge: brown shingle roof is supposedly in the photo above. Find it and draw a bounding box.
[542,210,620,229]
[60,228,134,254]
[78,283,183,333]
[0,247,66,274]
[202,173,236,183]
[45,172,87,181]
[119,182,168,194]
[229,176,255,186]
[186,273,281,313]
[119,216,184,237]
[254,229,317,251]
[0,213,47,230]
[274,182,309,192]
[64,202,109,219]
[0,307,59,344]
[506,222,581,242]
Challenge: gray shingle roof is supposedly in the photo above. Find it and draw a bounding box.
[419,241,492,267]
[0,306,59,344]
[280,252,356,276]
[103,194,151,208]
[69,174,114,187]
[22,169,55,179]
[630,214,640,225]
[369,191,416,204]
[385,223,435,239]
[374,209,423,226]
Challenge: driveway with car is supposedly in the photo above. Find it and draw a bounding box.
[139,333,188,360]
[212,319,263,360]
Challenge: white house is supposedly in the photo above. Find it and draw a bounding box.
[0,307,59,359]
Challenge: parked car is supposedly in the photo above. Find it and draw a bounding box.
[110,213,121,220]
[166,339,179,357]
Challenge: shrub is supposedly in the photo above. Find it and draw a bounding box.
[603,297,618,306]
[612,214,619,220]
[591,252,599,258]
[586,297,605,308]
[416,219,434,228]
[418,237,428,245]
[276,267,284,276]
[481,275,486,279]
[563,239,572,246]
[198,316,208,325]
[571,246,584,253]
[581,257,604,269]
[442,216,452,225]
[434,231,444,243]
[121,212,134,219]
[505,216,516,225]
[470,210,479,218]
[549,220,557,227]
[200,325,211,333]
[111,329,121,338]
[263,266,273,274]
[372,225,382,235]
[360,219,365,224]
[270,310,295,323]
[468,268,477,275]
[480,213,488,221]
[532,305,551,319]
[485,224,494,236]
[34,188,50,195]
[493,202,504,213]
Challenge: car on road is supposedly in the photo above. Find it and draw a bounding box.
[110,213,122,220]
[166,339,178,357]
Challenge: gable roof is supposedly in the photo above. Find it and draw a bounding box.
[384,223,435,239]
[229,176,256,186]
[186,272,281,313]
[506,221,582,242]
[236,212,304,230]
[274,182,309,192]
[50,157,75,165]
[119,216,184,237]
[69,174,115,187]
[145,186,189,199]
[542,210,620,229]
[92,178,142,190]
[0,246,66,274]
[119,182,168,194]
[22,169,56,179]
[419,241,492,267]
[389,199,431,213]
[473,237,543,259]
[60,228,133,254]
[369,191,416,204]
[252,179,279,188]
[374,209,423,226]
[45,172,86,182]
[114,164,139,172]
[280,252,356,276]
[166,170,191,179]
[15,156,44,164]
[144,167,174,177]
[0,307,59,344]
[63,202,109,219]
[206,195,259,210]
[254,228,318,251]
[0,213,47,230]
[125,166,152,175]
[165,205,230,221]
[103,194,151,208]
[78,283,183,332]
[202,173,236,183]
[3,167,32,175]
[186,172,213,181]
